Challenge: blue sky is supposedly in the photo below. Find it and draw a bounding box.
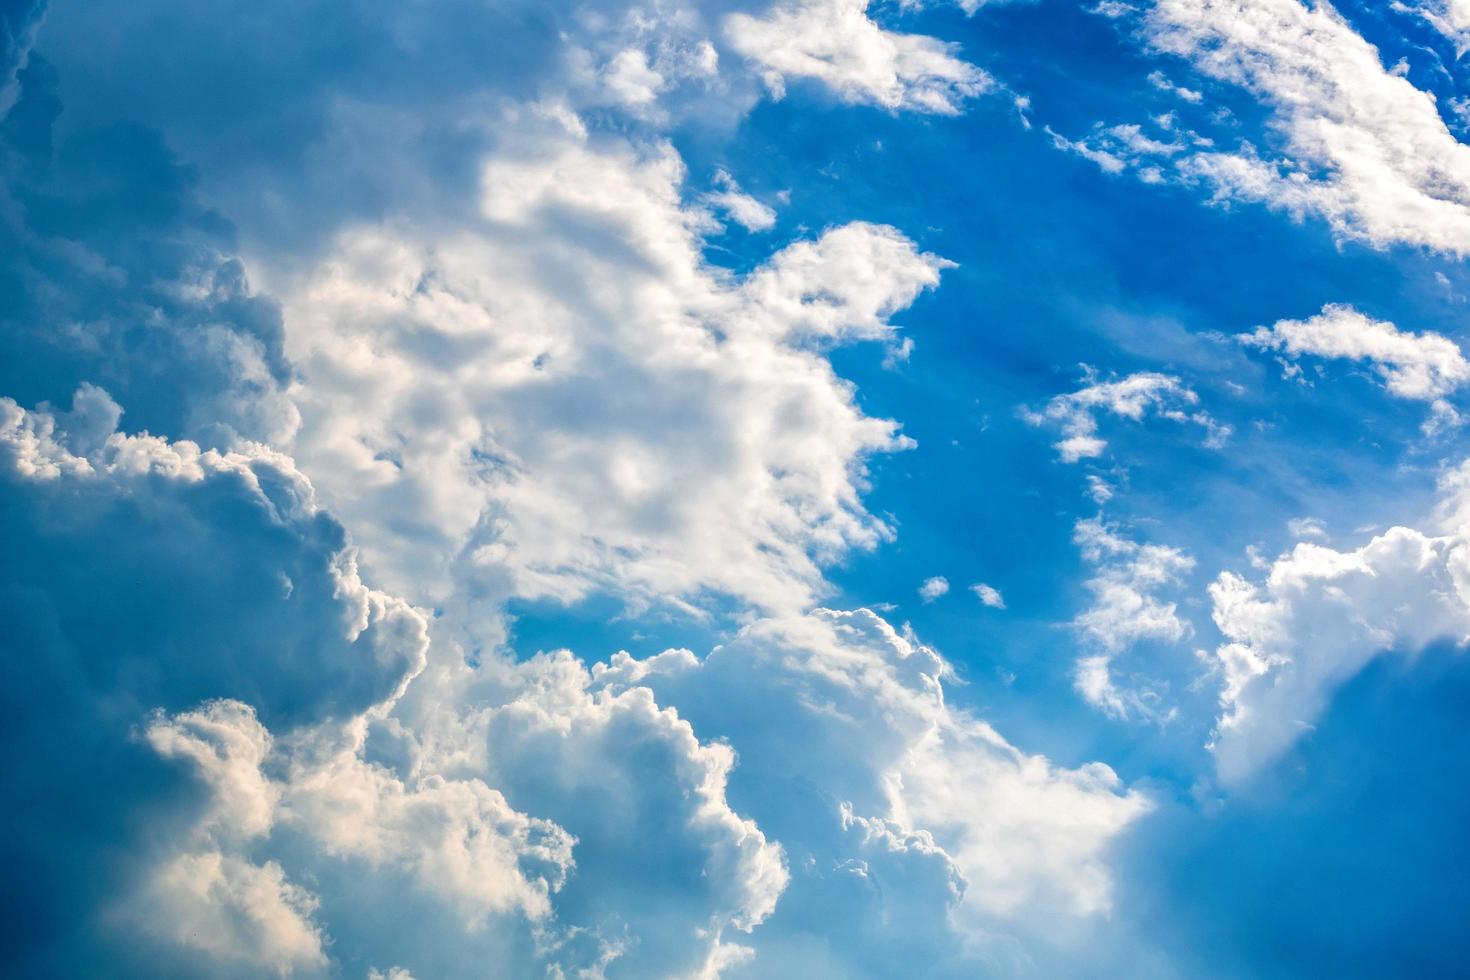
[6,0,1470,976]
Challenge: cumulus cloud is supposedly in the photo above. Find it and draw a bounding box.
[592,607,1151,968]
[971,582,1006,608]
[919,575,951,601]
[0,3,1161,976]
[23,0,982,263]
[0,391,798,977]
[725,0,991,114]
[1024,369,1228,462]
[1138,0,1470,254]
[285,118,947,620]
[0,388,427,729]
[1072,518,1193,720]
[0,390,428,975]
[1240,304,1470,426]
[703,167,779,232]
[131,703,329,977]
[1205,468,1470,782]
[133,851,329,977]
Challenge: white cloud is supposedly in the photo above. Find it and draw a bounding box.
[1206,462,1470,783]
[1,392,794,976]
[0,388,430,729]
[1240,303,1470,405]
[703,168,779,232]
[1412,0,1470,55]
[285,119,948,622]
[725,0,991,114]
[132,851,328,978]
[1085,475,1116,505]
[1024,369,1228,462]
[130,703,329,977]
[0,342,1150,978]
[594,606,1152,957]
[919,575,950,601]
[1287,516,1329,541]
[1142,0,1470,254]
[1072,518,1193,720]
[1146,69,1203,103]
[0,4,1163,975]
[280,730,577,927]
[971,582,1006,608]
[133,642,790,978]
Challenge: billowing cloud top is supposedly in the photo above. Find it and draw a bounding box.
[8,0,1470,976]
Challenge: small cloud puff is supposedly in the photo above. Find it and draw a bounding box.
[704,168,778,232]
[919,575,951,602]
[970,582,1006,608]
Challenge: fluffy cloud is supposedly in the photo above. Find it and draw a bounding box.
[919,575,951,601]
[1206,462,1470,783]
[971,582,1006,608]
[130,703,329,977]
[284,117,947,618]
[132,851,329,977]
[0,315,1149,980]
[0,3,1175,976]
[0,390,426,975]
[1024,369,1227,462]
[703,168,779,232]
[1141,0,1470,254]
[0,391,796,977]
[23,0,984,264]
[1071,518,1193,720]
[0,388,426,729]
[725,0,991,114]
[594,607,1152,970]
[1240,304,1470,427]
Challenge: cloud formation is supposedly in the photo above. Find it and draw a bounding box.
[920,575,951,601]
[971,582,1006,608]
[285,118,947,620]
[1024,370,1227,462]
[1072,518,1193,720]
[1206,462,1470,783]
[1142,0,1470,254]
[1240,304,1470,431]
[726,0,991,114]
[595,607,1151,969]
